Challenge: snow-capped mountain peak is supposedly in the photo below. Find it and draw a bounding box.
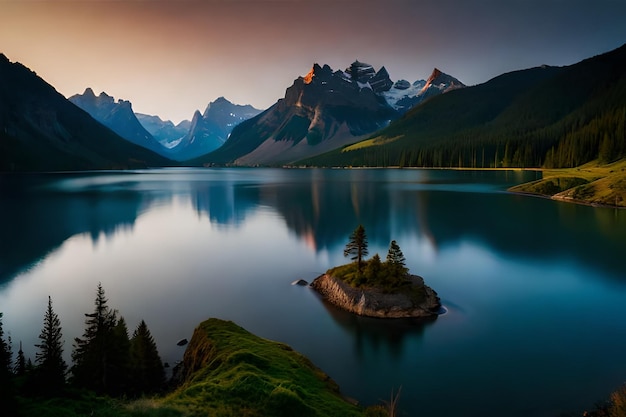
[383,68,465,113]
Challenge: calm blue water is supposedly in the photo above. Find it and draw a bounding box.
[1,168,626,416]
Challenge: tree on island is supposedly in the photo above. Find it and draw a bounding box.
[344,224,368,273]
[337,227,414,291]
[33,296,67,394]
[386,240,409,285]
[364,253,383,285]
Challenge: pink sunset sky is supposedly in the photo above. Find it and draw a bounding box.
[1,0,625,123]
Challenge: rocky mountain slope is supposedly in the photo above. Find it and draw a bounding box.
[190,61,463,166]
[383,68,465,113]
[69,88,170,157]
[73,93,261,162]
[174,97,262,161]
[300,43,626,172]
[135,113,190,149]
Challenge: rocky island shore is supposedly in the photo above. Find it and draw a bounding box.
[311,273,441,319]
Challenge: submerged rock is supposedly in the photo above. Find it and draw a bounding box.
[311,273,441,319]
[291,279,309,286]
[176,338,188,346]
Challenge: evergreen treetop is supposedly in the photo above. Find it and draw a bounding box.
[0,313,11,377]
[35,296,67,385]
[130,319,165,395]
[14,341,26,377]
[344,225,369,273]
[72,282,120,394]
[0,312,16,414]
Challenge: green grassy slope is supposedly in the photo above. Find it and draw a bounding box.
[164,318,364,417]
[510,159,626,207]
[16,318,380,417]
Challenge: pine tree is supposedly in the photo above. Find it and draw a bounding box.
[0,313,11,377]
[6,334,13,372]
[129,320,165,395]
[34,296,67,391]
[364,253,383,286]
[0,312,16,412]
[344,225,369,273]
[72,282,118,394]
[386,240,408,285]
[14,341,26,377]
[109,316,131,396]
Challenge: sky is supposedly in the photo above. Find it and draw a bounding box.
[1,0,625,124]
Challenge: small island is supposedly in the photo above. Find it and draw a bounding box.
[311,225,441,319]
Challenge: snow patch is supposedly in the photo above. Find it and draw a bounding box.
[163,137,183,149]
[382,80,426,110]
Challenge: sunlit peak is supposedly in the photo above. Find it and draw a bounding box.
[303,66,315,84]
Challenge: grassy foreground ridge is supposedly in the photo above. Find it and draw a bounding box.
[15,318,396,417]
[509,159,626,207]
[164,318,365,417]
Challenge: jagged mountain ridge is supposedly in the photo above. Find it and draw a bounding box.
[0,53,171,171]
[174,97,262,161]
[191,61,462,166]
[135,113,190,149]
[385,68,465,113]
[69,88,170,157]
[71,91,261,161]
[298,43,626,170]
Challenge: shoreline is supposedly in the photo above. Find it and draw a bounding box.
[311,273,441,319]
[508,188,626,209]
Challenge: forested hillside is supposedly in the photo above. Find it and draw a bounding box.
[299,44,626,169]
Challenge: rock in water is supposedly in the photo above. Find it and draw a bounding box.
[291,279,309,286]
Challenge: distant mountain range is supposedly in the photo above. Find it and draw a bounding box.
[0,54,170,171]
[2,44,624,172]
[191,61,463,166]
[134,113,191,149]
[299,43,626,169]
[174,97,262,161]
[69,90,261,162]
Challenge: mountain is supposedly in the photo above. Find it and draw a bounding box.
[135,113,189,149]
[190,61,463,166]
[73,92,260,162]
[174,97,262,161]
[69,89,172,158]
[0,54,171,171]
[299,44,626,170]
[190,62,397,166]
[383,68,465,113]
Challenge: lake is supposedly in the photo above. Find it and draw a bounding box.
[1,168,626,416]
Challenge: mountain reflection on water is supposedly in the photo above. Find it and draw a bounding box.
[1,168,624,286]
[2,168,626,417]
